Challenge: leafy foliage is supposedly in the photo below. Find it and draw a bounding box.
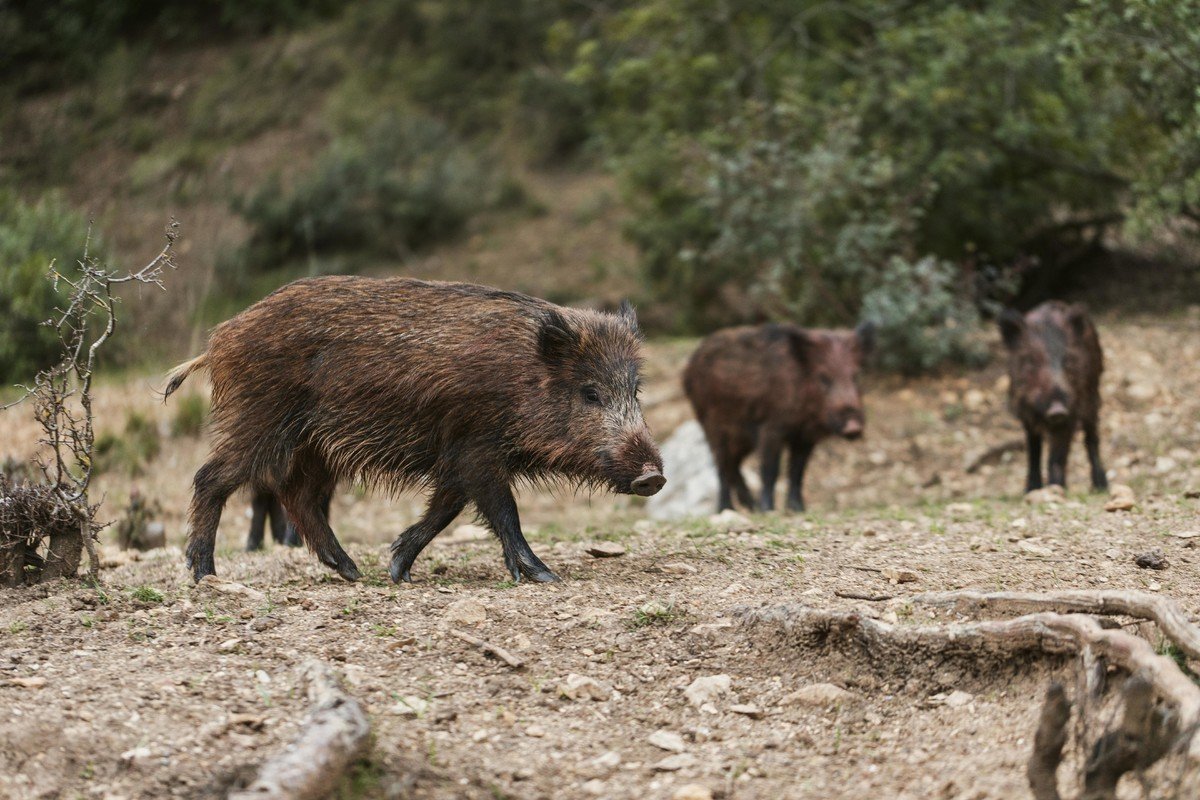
[227,113,505,276]
[0,192,100,384]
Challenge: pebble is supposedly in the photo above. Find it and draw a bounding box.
[708,509,758,534]
[581,779,607,796]
[673,785,714,800]
[647,730,687,753]
[1105,484,1137,512]
[782,683,852,707]
[882,566,919,584]
[586,541,626,558]
[391,696,429,717]
[661,562,698,574]
[944,690,974,708]
[1024,486,1064,505]
[729,703,763,718]
[1134,549,1169,570]
[443,598,488,626]
[684,674,732,708]
[524,725,545,738]
[653,753,698,772]
[557,673,613,702]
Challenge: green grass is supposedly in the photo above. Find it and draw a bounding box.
[130,585,164,603]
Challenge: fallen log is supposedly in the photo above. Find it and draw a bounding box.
[909,589,1200,661]
[228,661,370,800]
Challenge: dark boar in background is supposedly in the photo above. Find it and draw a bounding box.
[165,277,664,584]
[245,489,331,551]
[684,322,874,513]
[999,301,1107,492]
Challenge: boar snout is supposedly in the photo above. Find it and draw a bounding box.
[1045,400,1070,427]
[631,464,666,496]
[841,418,864,440]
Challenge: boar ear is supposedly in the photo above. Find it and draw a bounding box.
[616,299,643,338]
[1066,303,1090,337]
[854,320,876,358]
[786,328,816,365]
[999,309,1025,350]
[539,308,580,364]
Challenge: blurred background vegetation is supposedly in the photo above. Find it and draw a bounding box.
[2,0,1198,381]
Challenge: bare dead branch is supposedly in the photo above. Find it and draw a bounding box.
[229,661,371,800]
[1029,682,1071,800]
[449,628,526,669]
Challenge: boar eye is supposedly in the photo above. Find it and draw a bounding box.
[581,386,603,406]
[818,375,833,391]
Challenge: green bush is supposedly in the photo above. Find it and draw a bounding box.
[94,411,161,477]
[0,192,101,384]
[227,113,505,275]
[170,393,208,438]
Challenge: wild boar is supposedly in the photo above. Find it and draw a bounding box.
[999,301,1107,492]
[165,277,664,584]
[684,322,874,513]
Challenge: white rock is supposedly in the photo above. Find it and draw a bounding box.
[1105,484,1137,512]
[684,674,732,708]
[443,598,488,626]
[1017,540,1053,556]
[729,703,762,718]
[590,750,622,772]
[945,690,974,708]
[653,753,698,772]
[645,421,758,520]
[882,566,919,584]
[661,562,698,574]
[581,779,607,796]
[524,725,545,738]
[709,509,758,534]
[1156,456,1178,474]
[782,683,852,707]
[673,785,715,800]
[558,673,613,702]
[647,730,687,753]
[197,576,266,603]
[1024,486,1065,505]
[586,541,626,558]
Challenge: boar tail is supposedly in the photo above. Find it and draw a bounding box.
[162,353,209,400]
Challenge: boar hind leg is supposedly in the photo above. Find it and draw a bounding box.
[785,440,814,513]
[1084,419,1108,491]
[474,483,559,583]
[1046,428,1072,489]
[1023,425,1044,492]
[246,490,270,552]
[389,485,467,583]
[758,433,784,512]
[279,462,359,582]
[267,493,289,545]
[280,491,323,548]
[187,457,246,582]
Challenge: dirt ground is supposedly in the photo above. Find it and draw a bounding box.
[2,314,1200,800]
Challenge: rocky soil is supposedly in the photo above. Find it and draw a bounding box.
[2,314,1199,799]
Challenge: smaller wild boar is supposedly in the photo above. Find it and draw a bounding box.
[684,322,874,513]
[245,489,331,551]
[999,301,1107,492]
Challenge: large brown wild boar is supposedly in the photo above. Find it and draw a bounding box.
[684,322,874,513]
[165,277,665,584]
[999,301,1107,492]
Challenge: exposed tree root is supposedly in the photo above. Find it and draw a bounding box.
[742,604,1200,798]
[909,590,1200,661]
[228,661,370,800]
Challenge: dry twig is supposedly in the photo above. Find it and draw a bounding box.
[449,628,525,669]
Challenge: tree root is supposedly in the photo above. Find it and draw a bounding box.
[743,603,1200,797]
[228,661,370,800]
[909,590,1200,661]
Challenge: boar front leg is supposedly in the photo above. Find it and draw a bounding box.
[473,483,560,583]
[1046,428,1072,489]
[1024,425,1044,492]
[1083,419,1108,491]
[389,484,467,583]
[785,439,814,513]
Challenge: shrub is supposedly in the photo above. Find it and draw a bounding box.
[94,411,161,476]
[226,113,504,276]
[170,393,208,438]
[0,191,101,384]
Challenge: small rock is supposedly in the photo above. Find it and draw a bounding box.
[581,779,607,796]
[1105,484,1137,512]
[946,502,974,517]
[443,598,487,626]
[8,676,46,689]
[254,670,270,685]
[882,566,918,584]
[729,703,762,718]
[868,450,888,466]
[684,674,732,708]
[391,696,429,717]
[524,725,545,738]
[1024,486,1065,505]
[1018,540,1053,557]
[1126,382,1157,403]
[1135,549,1169,570]
[1155,456,1178,474]
[782,683,852,707]
[708,509,758,534]
[1167,530,1200,539]
[586,541,626,558]
[120,746,153,769]
[661,562,698,574]
[558,673,613,702]
[648,730,687,753]
[944,690,974,708]
[218,638,241,653]
[689,621,734,637]
[442,523,490,544]
[963,389,986,410]
[673,785,715,800]
[653,753,698,772]
[590,750,621,772]
[197,576,266,603]
[719,582,748,596]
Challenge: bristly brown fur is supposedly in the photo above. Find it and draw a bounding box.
[684,322,872,514]
[173,276,662,585]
